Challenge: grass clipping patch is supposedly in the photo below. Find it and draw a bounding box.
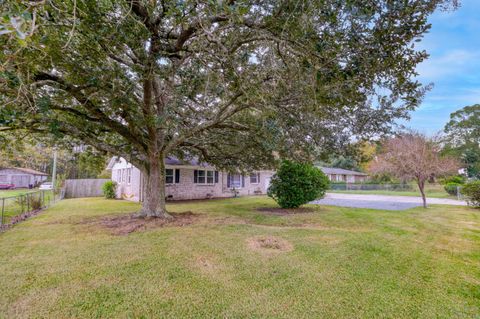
[86,212,200,235]
[247,235,293,254]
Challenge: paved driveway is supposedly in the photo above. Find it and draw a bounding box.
[311,193,467,211]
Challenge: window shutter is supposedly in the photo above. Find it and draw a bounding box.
[227,174,231,188]
[175,169,180,183]
[257,173,260,183]
[193,170,198,183]
[214,171,219,183]
[242,175,245,187]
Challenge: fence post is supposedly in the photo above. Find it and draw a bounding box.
[1,198,4,225]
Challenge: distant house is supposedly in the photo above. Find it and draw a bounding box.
[107,157,274,202]
[319,167,368,183]
[0,168,48,188]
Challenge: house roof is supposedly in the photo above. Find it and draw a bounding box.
[106,157,120,170]
[319,167,368,176]
[0,167,48,176]
[165,156,205,166]
[106,156,209,170]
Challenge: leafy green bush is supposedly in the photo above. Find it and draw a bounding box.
[462,181,480,208]
[268,161,329,209]
[102,181,117,199]
[442,175,466,185]
[444,182,461,196]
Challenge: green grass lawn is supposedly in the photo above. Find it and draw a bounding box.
[330,183,456,199]
[0,189,35,198]
[0,197,479,318]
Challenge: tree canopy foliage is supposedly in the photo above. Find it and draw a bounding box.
[0,135,107,179]
[443,104,480,178]
[0,0,457,216]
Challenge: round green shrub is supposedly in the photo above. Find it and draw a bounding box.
[102,181,117,199]
[268,160,329,209]
[444,182,461,196]
[442,175,466,185]
[462,181,480,208]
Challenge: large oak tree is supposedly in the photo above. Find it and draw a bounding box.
[1,0,455,217]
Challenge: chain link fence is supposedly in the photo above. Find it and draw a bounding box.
[0,189,65,227]
[329,183,414,191]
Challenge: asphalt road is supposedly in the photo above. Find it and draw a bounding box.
[311,193,466,211]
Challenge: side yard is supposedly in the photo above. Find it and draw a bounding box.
[0,197,478,318]
[0,190,55,225]
[0,189,35,198]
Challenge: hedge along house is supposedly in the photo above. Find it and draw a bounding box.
[319,167,368,183]
[0,167,48,188]
[107,157,274,202]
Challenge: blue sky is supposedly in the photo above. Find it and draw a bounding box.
[402,0,480,134]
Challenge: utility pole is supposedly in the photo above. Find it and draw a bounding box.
[52,148,57,192]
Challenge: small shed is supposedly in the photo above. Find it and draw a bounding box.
[0,168,48,188]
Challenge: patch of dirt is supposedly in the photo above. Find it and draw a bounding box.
[166,197,229,204]
[256,207,315,216]
[194,255,220,274]
[247,235,293,253]
[83,211,200,236]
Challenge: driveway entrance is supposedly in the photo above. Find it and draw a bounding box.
[311,193,466,211]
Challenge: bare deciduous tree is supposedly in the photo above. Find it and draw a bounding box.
[370,133,459,208]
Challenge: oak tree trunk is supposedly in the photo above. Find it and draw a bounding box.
[138,156,171,218]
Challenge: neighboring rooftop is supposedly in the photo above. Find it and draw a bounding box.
[0,167,48,176]
[319,167,368,176]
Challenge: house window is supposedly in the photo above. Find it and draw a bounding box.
[207,171,214,184]
[164,169,180,184]
[194,170,216,184]
[250,173,260,184]
[166,169,174,184]
[228,174,243,188]
[127,168,132,184]
[121,169,126,183]
[198,170,205,183]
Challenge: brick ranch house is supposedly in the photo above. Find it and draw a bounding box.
[107,157,275,202]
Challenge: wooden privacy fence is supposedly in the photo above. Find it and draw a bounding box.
[64,179,110,198]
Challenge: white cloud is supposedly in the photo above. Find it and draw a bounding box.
[416,49,480,80]
[425,87,480,106]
